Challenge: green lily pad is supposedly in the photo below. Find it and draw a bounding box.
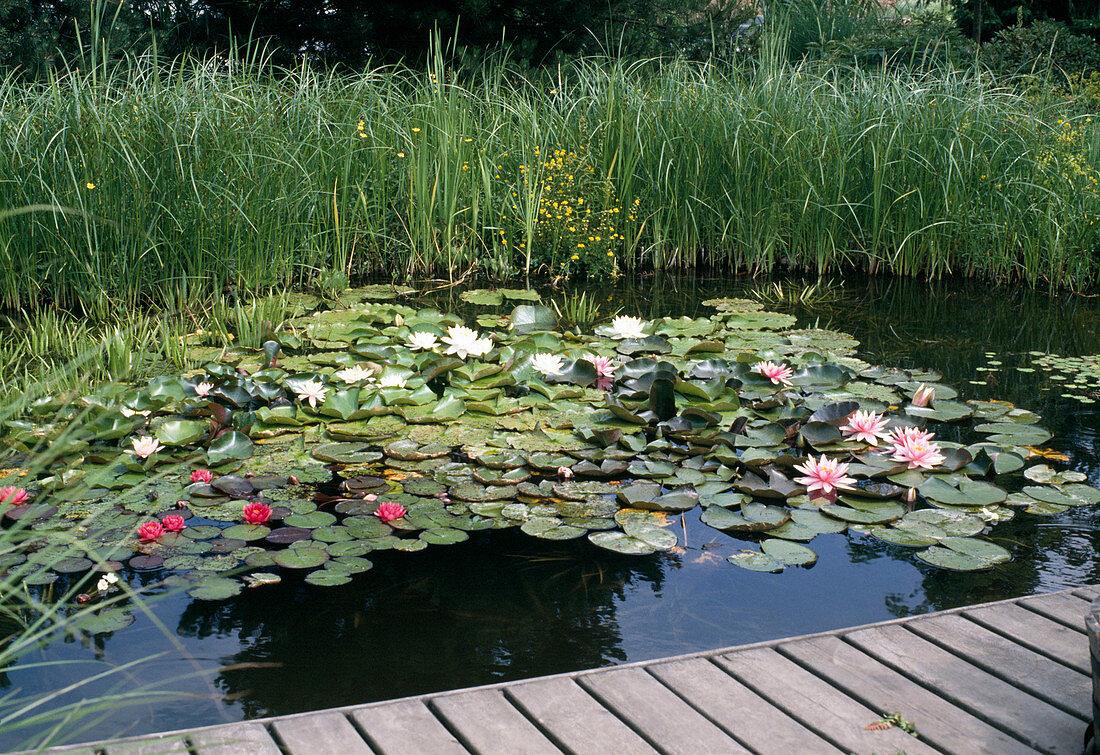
[726,550,784,572]
[761,539,817,566]
[273,547,329,569]
[188,576,243,600]
[305,569,353,587]
[915,546,994,572]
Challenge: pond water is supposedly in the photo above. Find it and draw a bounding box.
[10,274,1100,749]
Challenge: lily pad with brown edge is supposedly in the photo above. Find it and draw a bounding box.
[915,545,994,572]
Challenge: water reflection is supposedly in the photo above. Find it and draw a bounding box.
[176,532,666,718]
[7,274,1100,749]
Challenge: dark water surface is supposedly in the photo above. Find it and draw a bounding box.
[11,275,1100,749]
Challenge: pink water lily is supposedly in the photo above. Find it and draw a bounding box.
[840,410,890,446]
[130,436,163,459]
[374,501,407,523]
[911,383,935,407]
[890,436,946,470]
[194,381,214,397]
[161,514,187,533]
[586,355,616,380]
[137,520,164,541]
[887,426,935,448]
[793,454,857,495]
[0,486,28,505]
[190,469,213,484]
[751,360,793,386]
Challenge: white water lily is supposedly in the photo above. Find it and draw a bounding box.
[129,436,163,459]
[608,315,647,339]
[442,325,493,360]
[334,364,375,383]
[531,352,565,376]
[194,381,214,397]
[96,572,119,593]
[378,373,408,389]
[407,331,439,351]
[296,380,328,409]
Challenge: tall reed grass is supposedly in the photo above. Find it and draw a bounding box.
[0,47,1097,314]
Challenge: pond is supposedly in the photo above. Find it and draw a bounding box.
[7,274,1100,750]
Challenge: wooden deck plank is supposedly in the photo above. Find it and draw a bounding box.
[271,711,372,754]
[431,689,561,755]
[102,737,189,755]
[965,602,1090,674]
[352,700,468,755]
[905,612,1091,719]
[1020,591,1093,630]
[578,666,751,755]
[1074,585,1099,601]
[781,634,1045,755]
[846,624,1086,754]
[646,657,844,755]
[505,676,658,755]
[190,723,282,755]
[714,646,935,754]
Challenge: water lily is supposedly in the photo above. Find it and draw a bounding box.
[912,383,935,407]
[840,410,889,446]
[162,514,187,533]
[377,373,408,389]
[190,469,213,484]
[0,486,28,505]
[296,380,328,409]
[407,331,439,351]
[96,572,119,593]
[137,520,164,541]
[890,435,945,470]
[586,354,616,380]
[194,381,214,397]
[557,465,574,480]
[129,436,163,459]
[607,315,647,339]
[242,502,272,525]
[374,501,407,523]
[887,426,935,448]
[793,454,856,496]
[531,353,565,376]
[442,325,493,359]
[334,364,375,384]
[751,360,794,387]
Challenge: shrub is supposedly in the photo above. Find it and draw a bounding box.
[983,21,1100,79]
[822,5,976,71]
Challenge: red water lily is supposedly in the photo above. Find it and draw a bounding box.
[190,469,213,484]
[242,502,272,525]
[138,520,164,541]
[162,514,187,533]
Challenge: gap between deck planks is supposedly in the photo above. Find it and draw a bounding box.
[40,584,1099,755]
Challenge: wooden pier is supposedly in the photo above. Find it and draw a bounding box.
[48,584,1099,754]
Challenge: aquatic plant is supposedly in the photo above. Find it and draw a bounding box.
[1,284,1097,596]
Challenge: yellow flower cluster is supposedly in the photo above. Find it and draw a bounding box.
[505,146,639,277]
[1037,119,1100,199]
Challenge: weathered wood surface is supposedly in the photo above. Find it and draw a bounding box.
[44,584,1097,755]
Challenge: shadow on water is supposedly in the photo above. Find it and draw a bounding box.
[6,273,1100,748]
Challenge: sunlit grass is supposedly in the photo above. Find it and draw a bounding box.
[0,43,1096,327]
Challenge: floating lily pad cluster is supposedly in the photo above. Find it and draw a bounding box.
[1025,351,1100,404]
[2,286,1097,610]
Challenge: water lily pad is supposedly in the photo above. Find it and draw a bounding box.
[726,550,784,572]
[588,531,657,555]
[941,536,1011,564]
[221,524,270,541]
[761,539,817,566]
[419,527,470,545]
[304,569,352,587]
[73,608,136,634]
[915,545,994,572]
[870,527,940,548]
[393,538,428,552]
[188,576,242,600]
[273,547,328,568]
[820,499,904,524]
